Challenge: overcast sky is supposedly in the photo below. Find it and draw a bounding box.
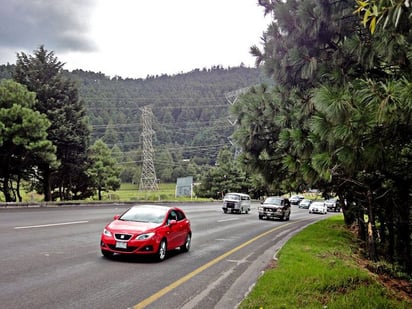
[0,0,270,79]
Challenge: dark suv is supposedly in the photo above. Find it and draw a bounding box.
[258,196,291,221]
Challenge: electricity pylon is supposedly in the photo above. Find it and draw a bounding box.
[139,106,159,191]
[225,86,250,105]
[224,87,250,158]
[225,86,250,126]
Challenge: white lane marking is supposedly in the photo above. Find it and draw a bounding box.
[217,217,240,223]
[14,220,89,229]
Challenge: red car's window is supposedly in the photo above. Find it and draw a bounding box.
[175,209,185,221]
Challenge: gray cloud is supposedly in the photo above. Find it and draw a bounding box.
[0,0,97,53]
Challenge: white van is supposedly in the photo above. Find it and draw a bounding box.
[222,193,251,214]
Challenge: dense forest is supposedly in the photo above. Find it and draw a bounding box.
[1,63,266,155]
[70,65,266,155]
[1,63,268,183]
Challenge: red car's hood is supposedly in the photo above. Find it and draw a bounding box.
[107,220,160,233]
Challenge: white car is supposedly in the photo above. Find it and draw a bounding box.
[309,201,327,214]
[222,193,251,214]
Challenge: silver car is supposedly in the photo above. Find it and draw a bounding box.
[298,199,312,209]
[325,198,341,212]
[290,195,304,205]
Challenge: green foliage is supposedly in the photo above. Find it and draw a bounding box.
[195,146,252,199]
[0,63,266,186]
[235,0,412,274]
[354,0,411,34]
[72,66,265,170]
[87,139,121,200]
[13,46,91,201]
[0,79,56,201]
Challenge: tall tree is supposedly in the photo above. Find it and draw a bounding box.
[13,46,91,201]
[0,79,57,201]
[196,146,251,199]
[235,0,412,273]
[87,139,121,200]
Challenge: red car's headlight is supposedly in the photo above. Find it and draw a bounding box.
[136,232,155,240]
[103,228,112,237]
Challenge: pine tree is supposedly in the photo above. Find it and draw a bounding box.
[87,139,121,200]
[237,0,412,274]
[0,79,57,201]
[14,46,91,201]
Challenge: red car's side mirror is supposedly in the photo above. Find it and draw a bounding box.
[114,215,120,220]
[168,219,177,225]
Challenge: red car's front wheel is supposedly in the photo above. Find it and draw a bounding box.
[157,239,167,261]
[181,233,191,252]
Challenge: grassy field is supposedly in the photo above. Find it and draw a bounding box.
[105,182,211,202]
[239,215,411,309]
[0,182,211,203]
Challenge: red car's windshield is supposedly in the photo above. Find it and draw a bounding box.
[120,206,167,224]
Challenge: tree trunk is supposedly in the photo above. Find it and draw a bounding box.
[396,186,412,275]
[2,176,12,202]
[367,189,377,261]
[43,166,52,201]
[16,175,22,202]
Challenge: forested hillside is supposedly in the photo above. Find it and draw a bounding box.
[1,64,266,163]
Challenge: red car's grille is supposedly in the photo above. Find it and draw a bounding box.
[114,233,132,241]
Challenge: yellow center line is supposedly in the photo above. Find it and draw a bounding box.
[133,221,296,309]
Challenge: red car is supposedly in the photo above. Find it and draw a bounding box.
[100,205,191,261]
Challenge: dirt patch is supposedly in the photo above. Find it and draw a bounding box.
[352,254,412,302]
[265,258,278,270]
[378,274,412,301]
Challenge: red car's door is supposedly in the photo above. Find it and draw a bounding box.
[175,209,190,245]
[165,210,181,249]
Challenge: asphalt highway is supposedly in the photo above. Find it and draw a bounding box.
[0,202,334,309]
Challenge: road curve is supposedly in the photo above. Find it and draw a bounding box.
[0,202,334,309]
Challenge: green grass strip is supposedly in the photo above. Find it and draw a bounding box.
[239,215,411,309]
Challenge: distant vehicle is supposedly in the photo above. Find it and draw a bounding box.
[290,195,304,205]
[100,205,192,261]
[222,193,251,214]
[258,196,291,221]
[309,201,327,214]
[325,198,341,212]
[299,199,312,209]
